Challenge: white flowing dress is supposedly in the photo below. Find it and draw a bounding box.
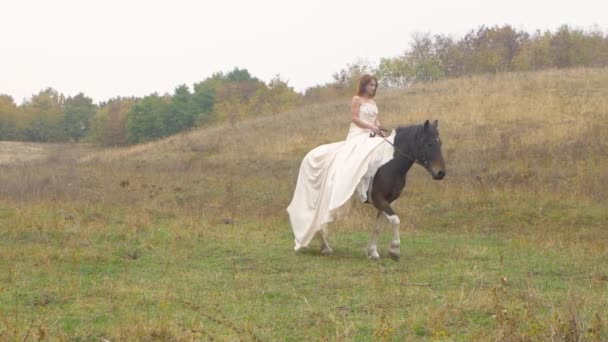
[287,102,395,250]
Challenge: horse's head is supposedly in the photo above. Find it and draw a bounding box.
[417,120,446,180]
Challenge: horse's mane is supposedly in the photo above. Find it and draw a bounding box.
[395,124,422,133]
[394,124,422,146]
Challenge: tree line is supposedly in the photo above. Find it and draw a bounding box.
[1,24,606,145]
[308,24,608,96]
[0,68,301,145]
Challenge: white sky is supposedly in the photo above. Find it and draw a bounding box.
[1,0,606,104]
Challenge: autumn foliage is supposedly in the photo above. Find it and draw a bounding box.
[1,24,606,145]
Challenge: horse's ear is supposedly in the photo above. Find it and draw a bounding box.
[432,120,439,129]
[423,120,430,131]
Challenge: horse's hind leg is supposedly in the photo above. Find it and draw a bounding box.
[319,224,333,255]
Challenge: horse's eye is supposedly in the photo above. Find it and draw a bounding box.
[427,143,433,148]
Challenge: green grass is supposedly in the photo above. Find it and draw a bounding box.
[1,192,606,340]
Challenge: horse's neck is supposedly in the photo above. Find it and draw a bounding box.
[392,155,415,176]
[393,126,420,175]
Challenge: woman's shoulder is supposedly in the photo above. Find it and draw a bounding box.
[353,96,376,105]
[352,96,373,103]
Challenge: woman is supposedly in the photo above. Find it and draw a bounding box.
[287,74,395,251]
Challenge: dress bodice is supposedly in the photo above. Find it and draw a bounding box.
[347,101,378,139]
[358,102,378,124]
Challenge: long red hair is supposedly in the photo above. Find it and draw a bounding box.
[356,74,378,97]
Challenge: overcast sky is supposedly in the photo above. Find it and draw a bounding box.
[1,0,606,103]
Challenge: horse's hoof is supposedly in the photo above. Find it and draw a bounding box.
[389,251,401,262]
[367,252,380,261]
[294,240,303,252]
[321,246,333,256]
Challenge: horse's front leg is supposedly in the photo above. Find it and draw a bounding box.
[373,200,401,261]
[367,211,383,260]
[386,211,401,261]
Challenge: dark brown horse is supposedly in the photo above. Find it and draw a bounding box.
[319,120,446,260]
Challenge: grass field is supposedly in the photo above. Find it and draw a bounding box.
[1,68,607,340]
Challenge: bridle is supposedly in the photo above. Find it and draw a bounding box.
[370,128,431,170]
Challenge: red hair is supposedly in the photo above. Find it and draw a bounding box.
[356,74,378,97]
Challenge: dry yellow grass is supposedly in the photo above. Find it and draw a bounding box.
[0,141,50,165]
[7,67,603,207]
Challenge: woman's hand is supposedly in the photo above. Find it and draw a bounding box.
[371,125,387,137]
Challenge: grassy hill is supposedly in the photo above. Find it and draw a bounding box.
[0,142,56,166]
[1,68,607,340]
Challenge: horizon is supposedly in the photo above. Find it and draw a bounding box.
[1,0,607,104]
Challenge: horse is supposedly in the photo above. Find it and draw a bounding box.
[318,119,446,261]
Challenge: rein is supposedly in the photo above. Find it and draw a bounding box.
[370,129,429,168]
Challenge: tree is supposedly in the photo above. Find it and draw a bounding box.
[377,57,414,87]
[193,75,219,124]
[208,68,268,122]
[126,94,169,144]
[303,84,343,102]
[63,93,96,141]
[407,32,444,81]
[166,85,196,135]
[87,97,134,146]
[332,59,375,92]
[512,30,552,71]
[493,25,528,71]
[0,95,19,140]
[581,26,608,67]
[550,25,577,68]
[213,80,265,122]
[21,88,66,142]
[225,67,258,82]
[433,34,464,77]
[265,75,301,112]
[247,75,302,115]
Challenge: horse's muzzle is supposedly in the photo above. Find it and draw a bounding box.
[433,170,446,180]
[429,160,446,180]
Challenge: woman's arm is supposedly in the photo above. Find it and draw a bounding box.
[351,97,380,133]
